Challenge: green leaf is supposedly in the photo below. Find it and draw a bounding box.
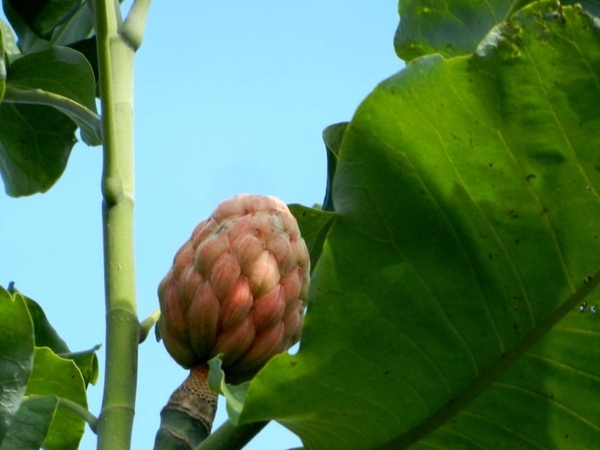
[10,287,100,388]
[5,46,99,144]
[4,0,83,41]
[0,46,99,196]
[3,0,95,55]
[12,289,100,387]
[395,0,513,62]
[288,204,335,273]
[207,357,250,426]
[60,348,100,387]
[26,348,87,450]
[232,3,600,449]
[0,22,6,102]
[321,122,347,212]
[0,102,76,196]
[0,18,19,56]
[0,396,58,450]
[2,85,102,146]
[22,297,70,354]
[394,0,600,62]
[0,288,34,445]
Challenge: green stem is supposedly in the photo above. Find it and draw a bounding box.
[93,0,140,448]
[195,420,269,450]
[57,397,99,434]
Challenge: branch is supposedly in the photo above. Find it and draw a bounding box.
[196,420,269,450]
[139,308,160,343]
[121,0,152,51]
[57,397,99,434]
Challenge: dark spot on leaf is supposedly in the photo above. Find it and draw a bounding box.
[488,162,494,168]
[507,210,520,219]
[515,239,520,244]
[290,361,297,367]
[531,150,566,165]
[526,174,536,181]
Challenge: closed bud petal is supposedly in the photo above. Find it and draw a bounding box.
[251,285,286,332]
[195,233,230,277]
[209,250,241,299]
[212,317,255,365]
[188,281,220,359]
[220,277,253,330]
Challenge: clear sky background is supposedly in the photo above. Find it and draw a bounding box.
[1,1,403,448]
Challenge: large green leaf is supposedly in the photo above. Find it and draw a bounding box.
[25,348,87,450]
[394,0,600,62]
[21,292,99,387]
[229,2,600,449]
[0,396,58,450]
[0,288,34,445]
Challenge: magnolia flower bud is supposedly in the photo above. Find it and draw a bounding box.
[158,194,310,382]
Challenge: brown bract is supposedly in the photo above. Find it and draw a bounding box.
[158,194,310,382]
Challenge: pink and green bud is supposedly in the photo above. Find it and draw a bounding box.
[158,194,310,382]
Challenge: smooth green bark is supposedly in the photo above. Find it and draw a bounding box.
[93,0,144,448]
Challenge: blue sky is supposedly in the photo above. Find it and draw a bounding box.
[0,1,402,448]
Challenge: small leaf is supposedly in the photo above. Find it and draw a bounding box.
[207,357,250,426]
[322,122,347,212]
[0,18,19,55]
[0,288,34,445]
[288,204,334,273]
[26,348,87,450]
[0,396,58,450]
[59,347,100,387]
[0,21,5,102]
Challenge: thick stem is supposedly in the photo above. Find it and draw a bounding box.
[93,0,139,449]
[154,364,218,450]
